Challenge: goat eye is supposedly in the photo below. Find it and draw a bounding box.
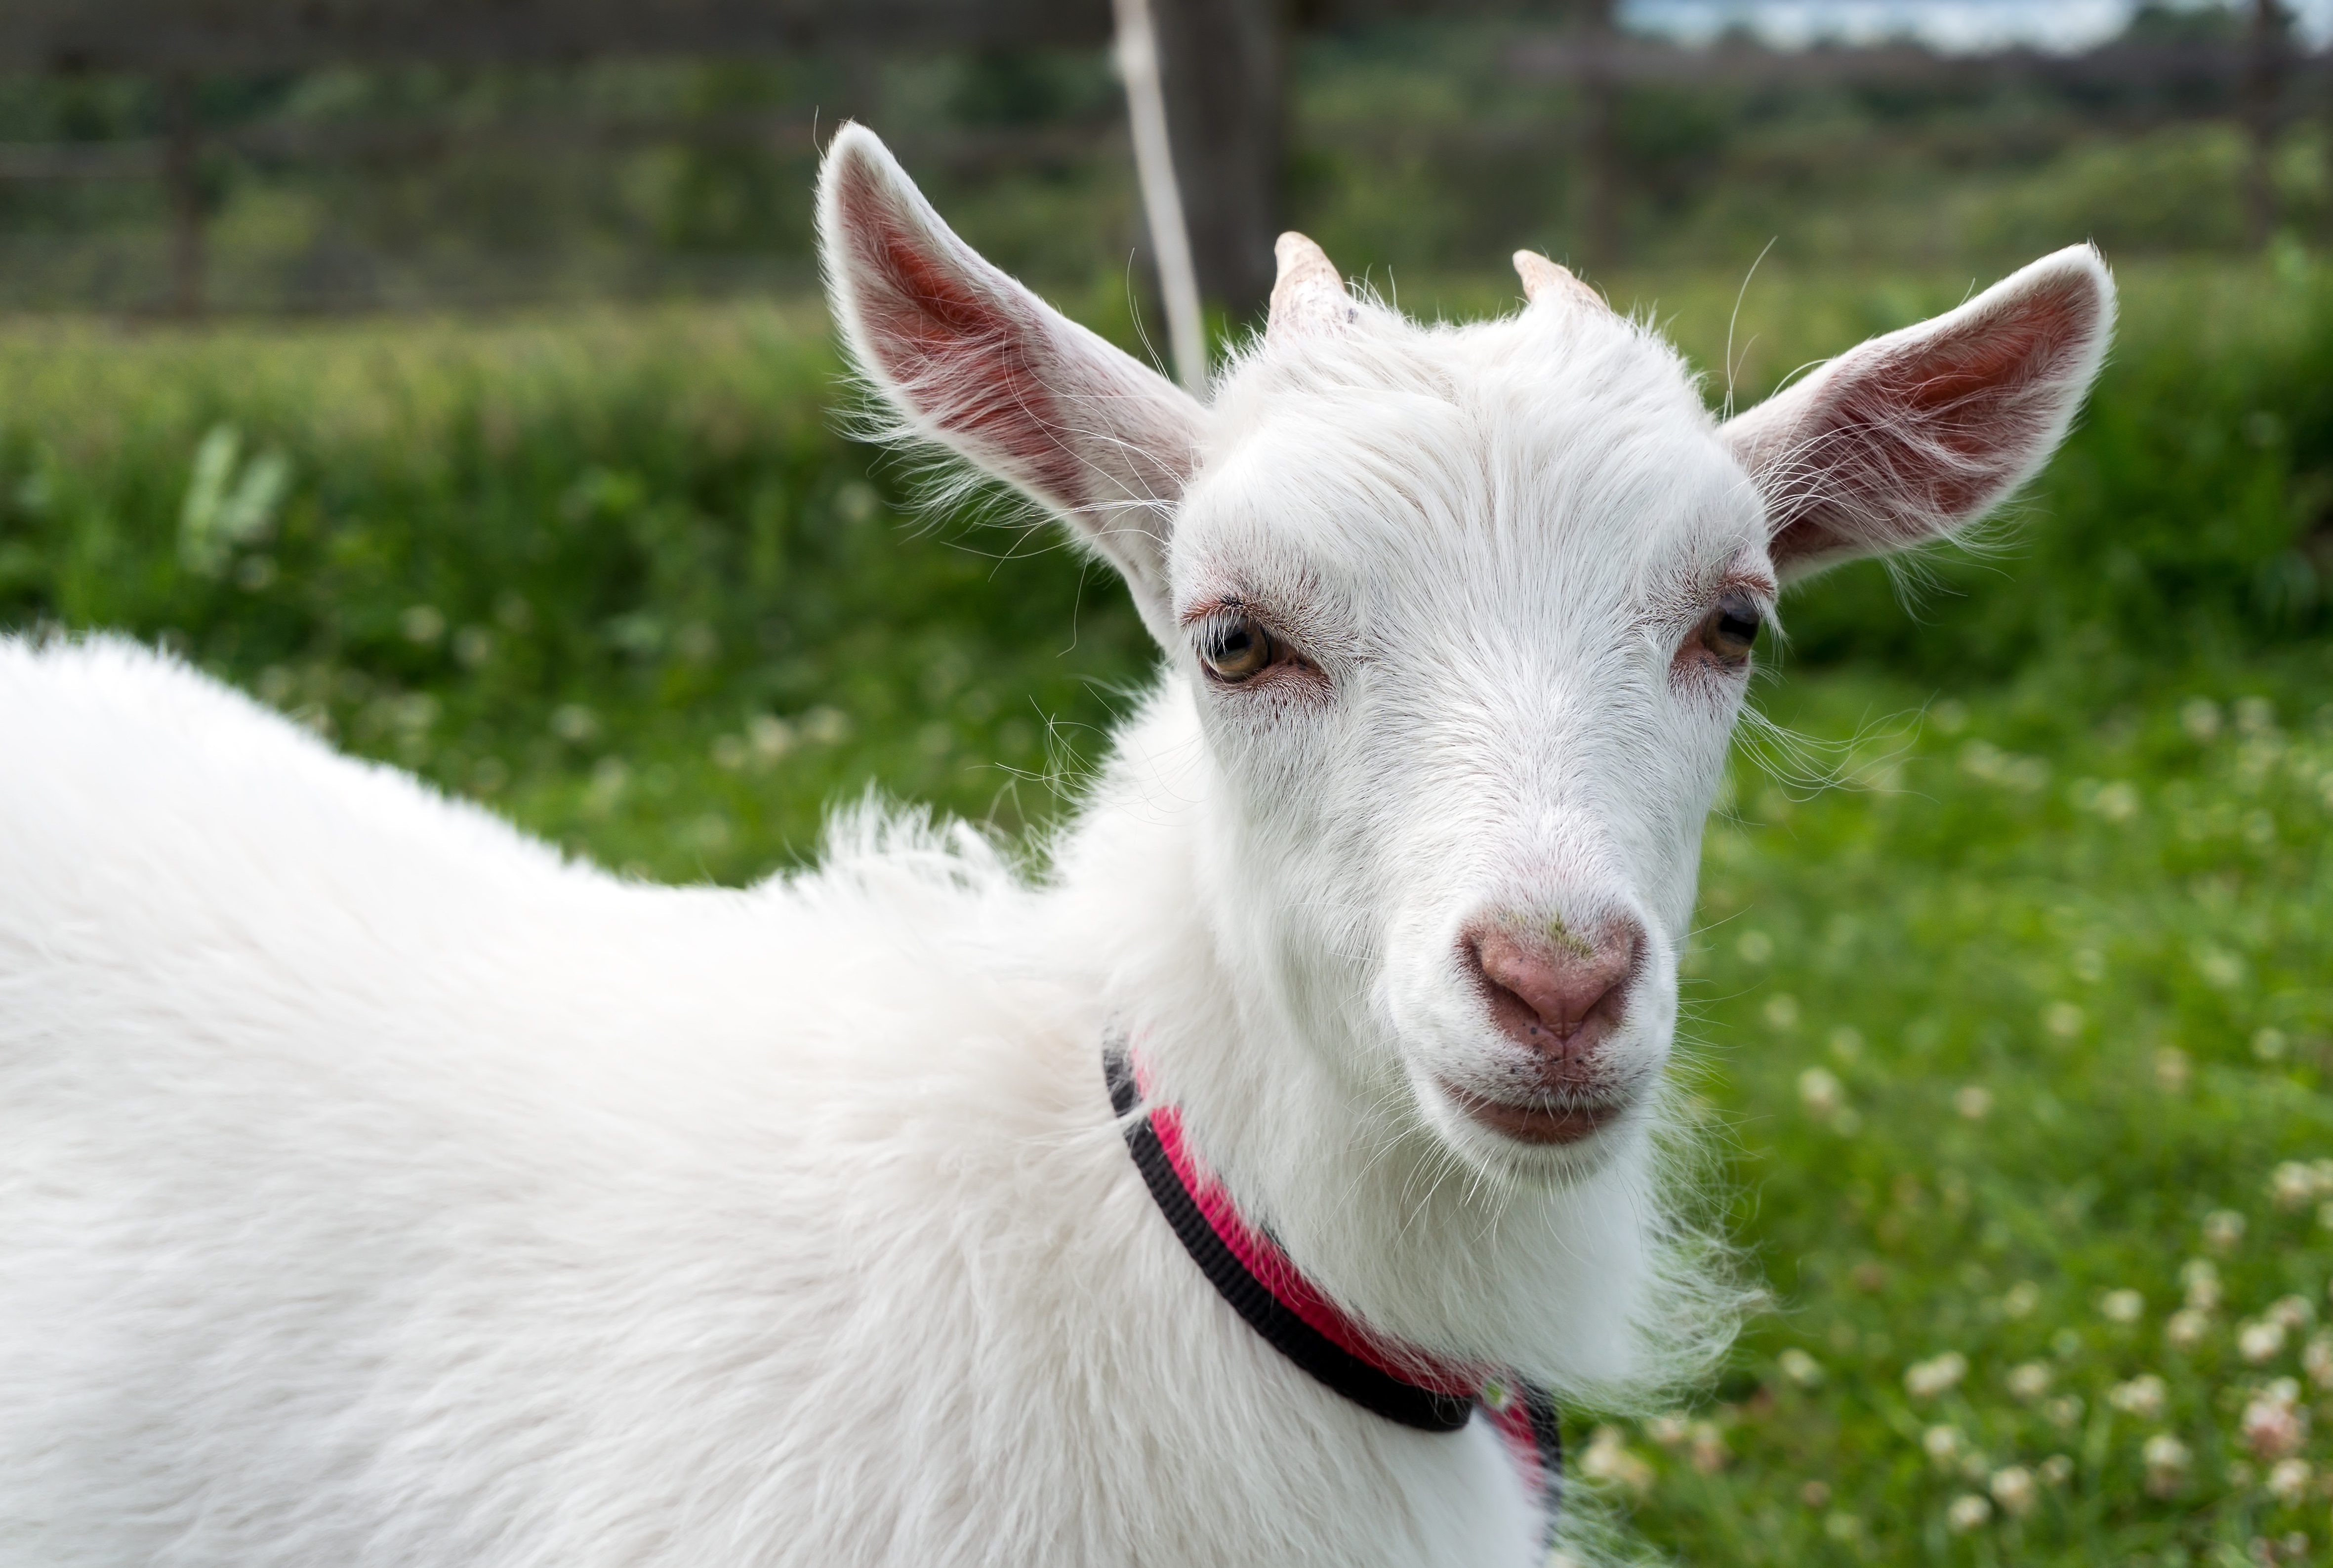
[1697,593,1761,664]
[1198,616,1276,682]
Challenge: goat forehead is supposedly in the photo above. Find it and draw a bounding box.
[1190,309,1755,605]
[1185,418,1756,623]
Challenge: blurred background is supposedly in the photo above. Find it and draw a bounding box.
[3,0,2332,314]
[2,2,2330,1565]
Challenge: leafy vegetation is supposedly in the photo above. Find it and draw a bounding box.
[0,300,1152,875]
[1,257,2328,1564]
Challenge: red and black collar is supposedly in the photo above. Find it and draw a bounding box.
[1105,1040,1563,1524]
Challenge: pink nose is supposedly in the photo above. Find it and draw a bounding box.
[1462,917,1640,1062]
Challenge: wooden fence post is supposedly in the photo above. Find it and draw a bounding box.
[2245,0,2292,249]
[162,74,205,317]
[1575,0,1618,270]
[1148,0,1282,324]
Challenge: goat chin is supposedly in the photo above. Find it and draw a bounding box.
[0,634,1714,1568]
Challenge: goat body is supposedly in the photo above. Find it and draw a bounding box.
[0,643,1543,1565]
[0,125,2113,1567]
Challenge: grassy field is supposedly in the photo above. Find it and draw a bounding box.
[1,258,2329,1566]
[1639,659,2333,1567]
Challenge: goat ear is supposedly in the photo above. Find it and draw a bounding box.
[817,124,1202,629]
[1721,245,2115,581]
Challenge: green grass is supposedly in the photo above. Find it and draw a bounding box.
[1,262,2329,1566]
[1623,656,2333,1567]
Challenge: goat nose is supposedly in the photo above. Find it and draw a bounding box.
[1463,918,1640,1058]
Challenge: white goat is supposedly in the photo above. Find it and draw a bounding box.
[0,124,2111,1568]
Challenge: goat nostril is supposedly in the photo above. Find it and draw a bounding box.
[1464,920,1639,1055]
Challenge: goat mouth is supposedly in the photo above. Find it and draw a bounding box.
[1437,1082,1627,1147]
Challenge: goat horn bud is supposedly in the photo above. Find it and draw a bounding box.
[1269,232,1357,340]
[1514,250,1608,314]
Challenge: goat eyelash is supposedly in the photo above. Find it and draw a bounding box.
[1186,603,1325,692]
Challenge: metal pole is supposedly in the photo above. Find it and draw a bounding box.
[1113,0,1207,397]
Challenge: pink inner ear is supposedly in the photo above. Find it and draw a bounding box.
[838,175,1089,511]
[1774,269,2101,566]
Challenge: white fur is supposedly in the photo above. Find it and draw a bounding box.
[0,127,2112,1567]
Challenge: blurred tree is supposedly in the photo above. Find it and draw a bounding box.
[2124,1,2245,45]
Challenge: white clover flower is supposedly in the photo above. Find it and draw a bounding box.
[2002,1281,2041,1319]
[1906,1353,1968,1398]
[1645,1413,1690,1448]
[1688,1421,1730,1475]
[2204,1210,2248,1254]
[2039,1454,2075,1486]
[2269,1295,2315,1331]
[2241,1318,2290,1363]
[797,705,852,746]
[2303,1334,2333,1389]
[2108,1375,2168,1421]
[1777,1348,1824,1388]
[2181,1258,2222,1312]
[2267,1457,2313,1505]
[1580,1425,1654,1496]
[745,712,794,761]
[1923,1425,1964,1465]
[2193,945,2245,990]
[2090,780,2140,821]
[1954,1084,1993,1120]
[1988,1465,2038,1517]
[2006,1362,2052,1401]
[2044,1395,2085,1430]
[2100,1288,2145,1324]
[2154,1047,2191,1093]
[2142,1433,2191,1498]
[1946,1494,1993,1532]
[1797,1067,1842,1117]
[549,702,600,743]
[2242,1383,2309,1460]
[2166,1309,2211,1352]
[2272,1162,2318,1211]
